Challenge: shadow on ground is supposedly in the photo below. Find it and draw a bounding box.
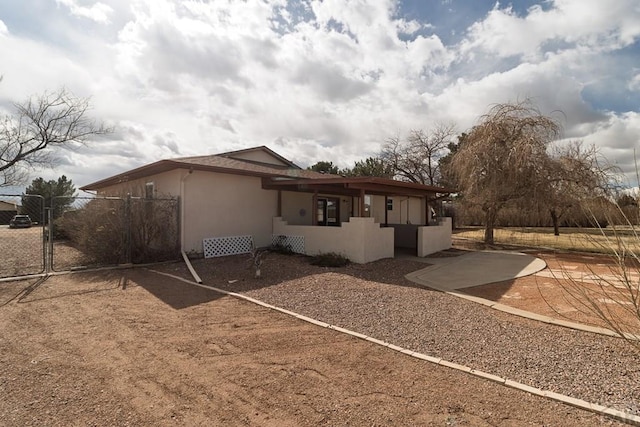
[128,268,225,309]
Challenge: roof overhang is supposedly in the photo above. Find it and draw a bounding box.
[80,159,321,191]
[262,176,454,198]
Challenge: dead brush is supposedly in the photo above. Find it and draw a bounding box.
[248,246,269,278]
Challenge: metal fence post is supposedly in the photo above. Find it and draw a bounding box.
[125,194,132,264]
[176,196,182,255]
[46,207,53,273]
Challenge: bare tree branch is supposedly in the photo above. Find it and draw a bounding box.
[380,123,455,185]
[0,88,111,186]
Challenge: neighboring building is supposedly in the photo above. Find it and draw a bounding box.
[81,146,452,263]
[0,200,19,225]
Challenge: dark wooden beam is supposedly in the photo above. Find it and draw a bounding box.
[277,190,282,217]
[312,191,318,225]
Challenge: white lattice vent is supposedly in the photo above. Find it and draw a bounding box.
[271,234,305,254]
[203,235,254,258]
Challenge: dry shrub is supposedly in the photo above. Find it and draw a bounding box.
[550,210,640,352]
[310,252,350,267]
[55,198,126,265]
[129,198,179,263]
[55,197,179,265]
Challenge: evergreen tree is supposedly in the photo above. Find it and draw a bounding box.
[23,175,76,223]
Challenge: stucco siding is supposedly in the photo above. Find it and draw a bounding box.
[182,171,277,253]
[281,191,314,225]
[370,195,386,223]
[370,196,425,225]
[229,151,289,165]
[96,169,183,197]
[386,196,424,225]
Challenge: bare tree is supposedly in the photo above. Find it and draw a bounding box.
[381,123,455,185]
[0,88,110,186]
[451,100,560,244]
[544,141,618,235]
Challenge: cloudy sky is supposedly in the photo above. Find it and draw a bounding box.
[1,0,639,191]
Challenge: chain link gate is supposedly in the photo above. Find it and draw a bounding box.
[0,194,46,279]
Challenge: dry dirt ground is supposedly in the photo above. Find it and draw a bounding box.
[462,249,640,335]
[0,265,623,426]
[0,226,45,277]
[0,226,93,279]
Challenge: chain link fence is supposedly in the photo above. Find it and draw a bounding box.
[0,194,45,279]
[51,195,180,271]
[0,193,180,279]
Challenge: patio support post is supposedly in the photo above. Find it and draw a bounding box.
[424,197,429,226]
[384,196,388,226]
[406,197,410,224]
[312,191,318,225]
[359,188,365,217]
[277,190,282,217]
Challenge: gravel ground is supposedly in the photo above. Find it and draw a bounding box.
[155,252,640,419]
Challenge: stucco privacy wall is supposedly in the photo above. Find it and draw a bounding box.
[182,171,278,253]
[417,217,452,257]
[273,216,394,263]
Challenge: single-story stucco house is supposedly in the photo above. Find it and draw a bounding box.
[81,146,453,263]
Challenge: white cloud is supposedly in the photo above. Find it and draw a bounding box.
[629,73,640,91]
[0,0,639,187]
[461,0,640,59]
[0,19,8,36]
[56,0,113,24]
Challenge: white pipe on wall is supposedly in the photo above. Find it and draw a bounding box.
[180,168,194,251]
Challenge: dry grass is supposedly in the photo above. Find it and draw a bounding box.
[454,226,640,253]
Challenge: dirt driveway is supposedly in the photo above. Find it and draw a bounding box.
[0,225,45,277]
[0,268,618,426]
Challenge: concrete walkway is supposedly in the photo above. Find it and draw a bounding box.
[404,250,632,339]
[405,251,547,291]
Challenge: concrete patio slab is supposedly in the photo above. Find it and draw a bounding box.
[405,251,547,291]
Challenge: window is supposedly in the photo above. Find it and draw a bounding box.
[387,199,393,211]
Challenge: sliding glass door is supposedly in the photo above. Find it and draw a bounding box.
[316,197,340,226]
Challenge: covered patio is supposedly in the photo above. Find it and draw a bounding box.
[262,176,453,263]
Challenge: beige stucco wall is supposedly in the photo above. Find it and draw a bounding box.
[229,150,289,165]
[0,200,18,211]
[95,169,278,254]
[371,196,426,225]
[370,195,386,223]
[281,191,314,225]
[182,171,278,253]
[417,217,452,257]
[273,216,394,263]
[96,169,183,198]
